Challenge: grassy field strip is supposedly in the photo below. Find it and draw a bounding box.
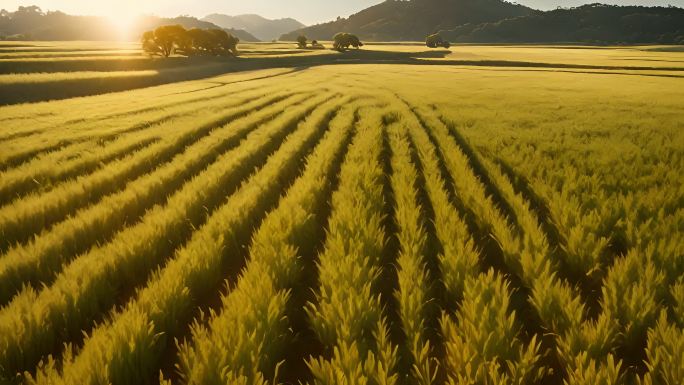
[0,86,272,167]
[436,110,681,381]
[28,95,348,385]
[482,145,611,286]
[397,110,479,311]
[438,113,655,380]
[469,118,681,285]
[175,101,359,385]
[409,106,625,380]
[0,91,333,377]
[394,104,542,383]
[0,90,285,250]
[0,70,299,141]
[0,51,142,59]
[0,85,288,205]
[0,55,145,63]
[0,68,300,133]
[385,120,439,385]
[0,70,157,84]
[0,128,164,205]
[0,68,297,133]
[0,140,110,182]
[306,107,399,385]
[0,74,270,140]
[477,131,682,367]
[0,92,308,305]
[484,148,682,380]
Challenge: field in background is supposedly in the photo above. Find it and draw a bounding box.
[0,43,682,385]
[1,41,683,104]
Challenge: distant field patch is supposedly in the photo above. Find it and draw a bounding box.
[0,70,158,84]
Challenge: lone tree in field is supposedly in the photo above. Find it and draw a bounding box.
[426,33,451,49]
[311,40,325,49]
[296,35,308,48]
[141,25,239,57]
[332,33,363,51]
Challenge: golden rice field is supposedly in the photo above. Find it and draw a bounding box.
[0,42,683,385]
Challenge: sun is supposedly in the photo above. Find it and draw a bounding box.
[106,9,140,40]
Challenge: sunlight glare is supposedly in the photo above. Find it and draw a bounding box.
[106,5,139,40]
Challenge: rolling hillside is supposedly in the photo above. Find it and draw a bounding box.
[280,0,535,41]
[439,3,684,44]
[203,14,304,41]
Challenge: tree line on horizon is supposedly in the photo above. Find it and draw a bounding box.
[141,25,239,57]
[141,27,368,57]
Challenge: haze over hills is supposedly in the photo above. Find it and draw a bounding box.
[0,6,259,41]
[280,0,535,41]
[203,14,304,41]
[2,1,683,44]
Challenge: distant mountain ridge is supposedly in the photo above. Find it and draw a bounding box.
[0,6,259,42]
[280,0,535,41]
[439,3,684,44]
[203,13,305,41]
[280,0,684,44]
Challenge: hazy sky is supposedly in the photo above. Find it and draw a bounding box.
[3,0,683,25]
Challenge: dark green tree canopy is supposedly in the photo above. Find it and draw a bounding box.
[332,33,363,51]
[141,25,239,57]
[426,33,451,48]
[296,34,308,48]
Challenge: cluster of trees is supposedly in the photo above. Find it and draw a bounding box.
[426,33,451,48]
[296,35,324,49]
[332,33,363,51]
[141,25,239,57]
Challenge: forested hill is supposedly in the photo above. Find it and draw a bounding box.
[0,6,259,42]
[440,4,684,44]
[280,0,535,41]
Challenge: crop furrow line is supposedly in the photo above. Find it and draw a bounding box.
[386,118,443,385]
[378,114,407,361]
[0,92,310,305]
[0,91,287,251]
[1,70,306,142]
[305,106,400,385]
[0,134,160,206]
[392,99,549,384]
[173,99,358,385]
[0,86,273,171]
[27,94,344,385]
[0,92,332,378]
[409,102,623,383]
